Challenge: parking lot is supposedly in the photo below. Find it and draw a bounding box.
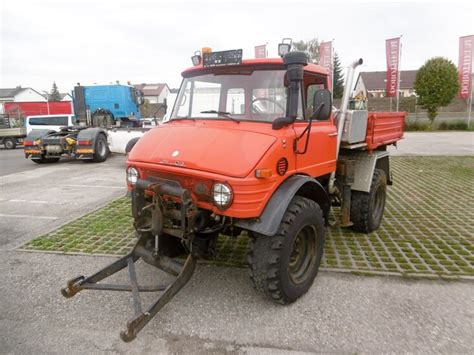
[0,132,473,353]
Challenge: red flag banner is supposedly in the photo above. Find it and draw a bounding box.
[254,44,266,59]
[458,35,474,99]
[385,37,400,97]
[319,41,333,90]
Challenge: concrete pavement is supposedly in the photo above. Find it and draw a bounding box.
[1,251,472,353]
[0,147,65,177]
[388,131,473,156]
[0,153,127,249]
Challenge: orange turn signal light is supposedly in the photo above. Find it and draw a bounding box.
[255,169,272,179]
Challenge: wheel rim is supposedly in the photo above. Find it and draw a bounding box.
[5,140,13,148]
[288,224,318,284]
[371,184,385,224]
[97,139,106,157]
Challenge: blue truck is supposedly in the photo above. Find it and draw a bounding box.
[73,84,144,127]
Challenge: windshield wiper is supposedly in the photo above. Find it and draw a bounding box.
[171,117,196,121]
[200,110,240,123]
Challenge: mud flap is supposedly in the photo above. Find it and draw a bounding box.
[61,233,196,342]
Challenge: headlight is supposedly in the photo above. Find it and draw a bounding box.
[126,166,139,185]
[212,183,233,209]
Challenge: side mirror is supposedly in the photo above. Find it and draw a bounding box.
[311,89,332,120]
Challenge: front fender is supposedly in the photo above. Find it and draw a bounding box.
[234,175,330,236]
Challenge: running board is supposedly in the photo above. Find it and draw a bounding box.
[61,234,196,342]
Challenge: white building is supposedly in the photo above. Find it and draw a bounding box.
[133,83,170,104]
[60,93,73,101]
[0,87,45,103]
[353,71,418,98]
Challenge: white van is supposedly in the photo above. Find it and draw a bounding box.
[26,114,77,134]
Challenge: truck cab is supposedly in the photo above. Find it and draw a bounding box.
[73,84,144,127]
[130,54,337,219]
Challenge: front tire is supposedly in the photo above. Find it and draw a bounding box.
[248,196,325,304]
[350,168,387,233]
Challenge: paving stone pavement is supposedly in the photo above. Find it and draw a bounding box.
[20,156,474,280]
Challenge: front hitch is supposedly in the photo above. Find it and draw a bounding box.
[61,233,196,342]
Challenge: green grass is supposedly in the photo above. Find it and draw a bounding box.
[405,120,474,131]
[20,156,474,279]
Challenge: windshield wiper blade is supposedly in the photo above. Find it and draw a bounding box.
[200,110,240,123]
[171,117,195,121]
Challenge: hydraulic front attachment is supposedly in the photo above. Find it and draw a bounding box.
[61,233,196,342]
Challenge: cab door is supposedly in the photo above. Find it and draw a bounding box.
[293,77,337,177]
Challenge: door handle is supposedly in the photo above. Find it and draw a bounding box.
[328,132,338,137]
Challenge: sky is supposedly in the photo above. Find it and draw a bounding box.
[1,0,473,94]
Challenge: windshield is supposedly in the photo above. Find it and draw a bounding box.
[171,69,302,122]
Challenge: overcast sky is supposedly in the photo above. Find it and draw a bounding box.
[1,0,473,94]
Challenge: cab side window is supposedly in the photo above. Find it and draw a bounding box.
[304,74,328,119]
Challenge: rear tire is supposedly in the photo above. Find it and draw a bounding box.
[247,196,325,304]
[350,168,387,233]
[125,137,140,155]
[91,134,109,163]
[4,138,16,149]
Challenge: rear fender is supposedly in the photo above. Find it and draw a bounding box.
[76,127,107,145]
[25,129,56,141]
[342,151,391,192]
[75,128,107,156]
[234,175,330,236]
[24,129,56,157]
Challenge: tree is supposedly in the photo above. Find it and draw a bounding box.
[49,82,61,102]
[413,57,459,124]
[293,38,319,63]
[333,52,344,98]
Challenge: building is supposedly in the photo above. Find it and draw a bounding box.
[0,87,46,104]
[353,70,418,98]
[133,83,170,104]
[60,93,73,101]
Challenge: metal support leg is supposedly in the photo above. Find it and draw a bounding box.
[120,254,196,342]
[60,233,197,342]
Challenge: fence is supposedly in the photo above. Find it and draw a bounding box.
[333,97,473,125]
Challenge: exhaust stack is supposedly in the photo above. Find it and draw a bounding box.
[329,58,363,193]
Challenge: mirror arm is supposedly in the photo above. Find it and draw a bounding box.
[294,103,324,155]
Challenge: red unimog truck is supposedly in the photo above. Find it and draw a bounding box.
[62,46,405,342]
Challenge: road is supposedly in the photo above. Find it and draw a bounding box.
[0,152,127,249]
[388,131,473,156]
[0,133,473,353]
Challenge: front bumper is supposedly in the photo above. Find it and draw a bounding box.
[132,178,198,240]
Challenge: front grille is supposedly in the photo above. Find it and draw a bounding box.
[145,170,213,202]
